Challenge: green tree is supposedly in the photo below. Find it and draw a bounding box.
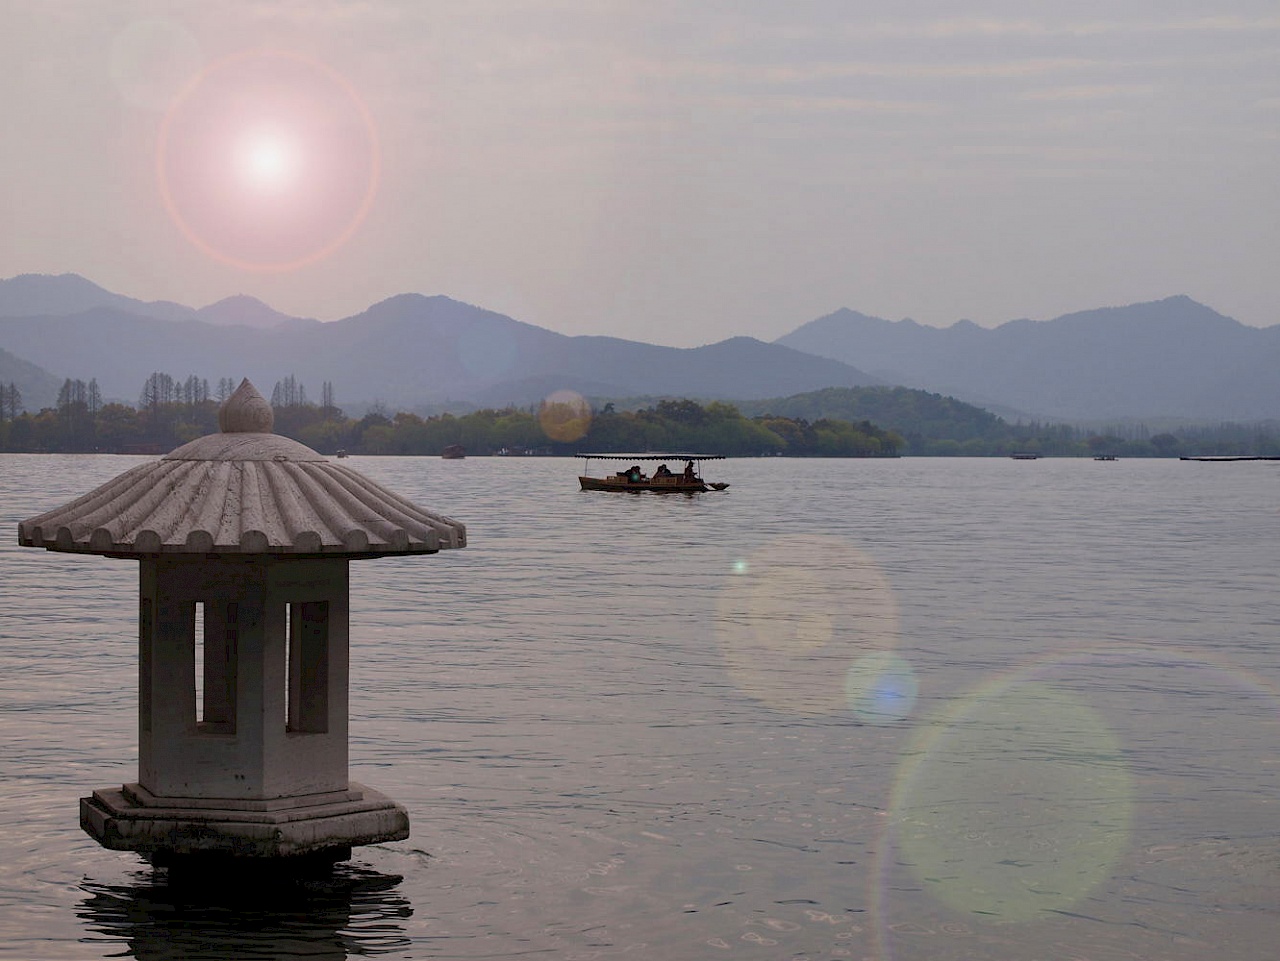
[95,403,142,451]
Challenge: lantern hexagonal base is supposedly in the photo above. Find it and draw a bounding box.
[80,781,409,862]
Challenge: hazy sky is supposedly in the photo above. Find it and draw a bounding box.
[2,1,1277,346]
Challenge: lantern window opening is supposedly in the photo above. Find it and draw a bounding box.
[139,598,153,734]
[193,599,237,735]
[286,600,329,735]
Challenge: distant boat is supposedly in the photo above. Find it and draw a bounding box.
[335,449,349,459]
[441,444,466,459]
[1093,454,1118,461]
[577,453,729,493]
[1179,455,1280,462]
[1010,452,1039,460]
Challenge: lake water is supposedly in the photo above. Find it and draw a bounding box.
[1,454,1278,960]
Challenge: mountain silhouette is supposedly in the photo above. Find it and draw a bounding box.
[776,296,1280,421]
[0,276,880,411]
[4,274,1276,421]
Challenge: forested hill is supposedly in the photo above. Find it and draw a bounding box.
[736,386,1008,444]
[733,385,1280,456]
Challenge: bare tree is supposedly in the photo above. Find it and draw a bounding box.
[58,378,88,410]
[271,374,309,408]
[140,372,176,410]
[181,374,208,406]
[0,382,21,422]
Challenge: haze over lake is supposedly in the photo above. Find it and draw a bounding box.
[2,454,1277,960]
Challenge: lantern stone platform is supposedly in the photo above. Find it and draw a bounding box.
[19,380,465,865]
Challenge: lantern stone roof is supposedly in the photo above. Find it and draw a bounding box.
[18,380,466,558]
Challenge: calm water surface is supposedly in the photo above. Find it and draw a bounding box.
[1,454,1278,960]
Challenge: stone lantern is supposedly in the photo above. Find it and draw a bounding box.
[18,380,465,866]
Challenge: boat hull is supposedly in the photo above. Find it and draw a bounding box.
[579,476,727,493]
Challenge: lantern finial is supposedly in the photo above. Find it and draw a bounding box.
[219,379,274,433]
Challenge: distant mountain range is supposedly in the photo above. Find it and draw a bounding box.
[0,272,310,329]
[0,274,880,412]
[776,297,1280,422]
[1,273,1276,422]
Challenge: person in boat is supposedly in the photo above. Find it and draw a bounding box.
[654,463,672,478]
[625,465,644,482]
[683,461,696,482]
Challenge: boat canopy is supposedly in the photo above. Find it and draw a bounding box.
[576,453,725,461]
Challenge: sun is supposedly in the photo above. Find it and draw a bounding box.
[234,130,297,191]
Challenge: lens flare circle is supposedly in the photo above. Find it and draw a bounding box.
[871,646,1280,958]
[539,390,592,443]
[844,652,918,724]
[714,534,900,715]
[889,681,1132,924]
[156,48,381,272]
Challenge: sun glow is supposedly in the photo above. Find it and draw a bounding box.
[157,49,380,272]
[235,131,298,190]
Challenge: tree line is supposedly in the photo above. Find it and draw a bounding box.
[2,372,1278,457]
[0,373,902,456]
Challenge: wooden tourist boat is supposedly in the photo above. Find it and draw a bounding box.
[577,453,729,493]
